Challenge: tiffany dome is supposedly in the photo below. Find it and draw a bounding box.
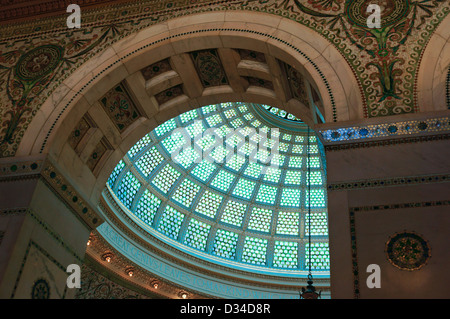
[104,102,330,280]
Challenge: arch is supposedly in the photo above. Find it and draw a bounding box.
[417,14,450,112]
[17,11,362,204]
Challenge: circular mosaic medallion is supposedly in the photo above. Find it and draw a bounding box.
[386,232,430,271]
[345,0,411,29]
[15,44,64,82]
[31,278,50,299]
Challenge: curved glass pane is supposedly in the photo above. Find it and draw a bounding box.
[106,102,329,275]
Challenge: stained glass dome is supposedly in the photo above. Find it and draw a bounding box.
[105,102,329,277]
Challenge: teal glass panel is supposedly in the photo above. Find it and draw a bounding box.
[306,171,323,186]
[304,242,330,270]
[221,200,246,227]
[127,134,152,158]
[305,212,329,236]
[273,241,298,268]
[134,189,161,226]
[135,146,164,177]
[280,188,301,207]
[210,170,235,192]
[232,178,255,200]
[190,160,216,182]
[184,218,211,251]
[247,207,272,233]
[116,171,141,209]
[241,237,268,265]
[155,118,176,137]
[201,104,217,115]
[212,229,239,260]
[305,189,326,208]
[285,170,302,185]
[255,184,277,205]
[157,205,184,239]
[288,156,303,168]
[195,190,223,218]
[151,164,181,194]
[206,113,223,127]
[108,160,125,188]
[276,211,300,235]
[243,162,262,179]
[180,109,198,123]
[306,156,321,168]
[172,179,201,208]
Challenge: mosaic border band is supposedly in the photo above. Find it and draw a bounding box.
[319,116,450,144]
[324,132,450,151]
[328,174,450,191]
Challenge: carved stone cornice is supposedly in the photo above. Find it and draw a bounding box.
[85,231,210,299]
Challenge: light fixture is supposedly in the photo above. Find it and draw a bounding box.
[102,252,114,263]
[178,291,189,299]
[300,127,321,300]
[87,236,94,246]
[125,267,135,277]
[151,280,160,289]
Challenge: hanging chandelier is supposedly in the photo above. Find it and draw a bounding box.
[300,126,321,300]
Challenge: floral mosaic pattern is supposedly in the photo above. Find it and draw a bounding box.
[191,49,229,87]
[31,278,50,299]
[249,0,449,117]
[385,231,431,271]
[99,84,141,132]
[75,263,148,299]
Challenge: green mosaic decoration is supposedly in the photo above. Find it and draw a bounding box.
[0,0,447,158]
[31,278,50,299]
[386,231,431,270]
